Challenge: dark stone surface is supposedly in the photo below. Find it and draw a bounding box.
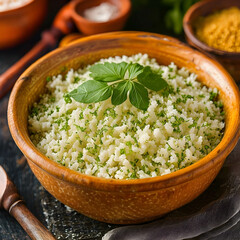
[41,190,117,240]
[0,1,240,240]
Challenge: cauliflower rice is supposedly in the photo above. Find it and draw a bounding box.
[28,54,225,179]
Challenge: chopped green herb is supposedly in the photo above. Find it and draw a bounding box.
[30,107,39,117]
[120,148,126,155]
[47,110,54,116]
[188,122,197,128]
[204,145,210,150]
[126,141,132,148]
[46,76,52,82]
[79,112,84,119]
[90,109,98,117]
[54,118,62,126]
[209,91,218,101]
[130,172,137,179]
[74,124,86,132]
[162,85,175,97]
[157,110,166,117]
[60,117,70,131]
[104,108,117,119]
[63,93,72,104]
[167,144,173,151]
[74,76,80,83]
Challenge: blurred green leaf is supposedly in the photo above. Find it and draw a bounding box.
[162,0,200,34]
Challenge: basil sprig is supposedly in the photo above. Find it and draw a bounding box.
[69,62,168,111]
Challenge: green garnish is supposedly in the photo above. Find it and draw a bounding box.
[90,62,129,81]
[120,148,126,155]
[69,80,112,103]
[68,62,168,111]
[46,76,52,82]
[111,81,132,106]
[73,76,80,83]
[138,66,168,91]
[63,93,72,104]
[30,107,39,117]
[129,82,149,111]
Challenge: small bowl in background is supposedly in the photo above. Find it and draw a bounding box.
[0,0,47,49]
[183,0,240,82]
[71,0,131,35]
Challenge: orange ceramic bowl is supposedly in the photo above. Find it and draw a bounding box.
[0,0,47,49]
[8,32,240,224]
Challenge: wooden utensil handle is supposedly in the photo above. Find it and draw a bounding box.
[0,27,62,99]
[1,166,55,240]
[10,201,55,240]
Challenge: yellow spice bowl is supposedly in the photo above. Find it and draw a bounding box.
[183,0,240,81]
[8,32,240,224]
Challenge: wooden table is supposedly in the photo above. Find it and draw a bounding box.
[1,1,240,239]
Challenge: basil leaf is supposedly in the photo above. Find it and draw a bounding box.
[129,82,149,111]
[127,63,144,80]
[137,66,168,91]
[90,62,128,82]
[69,80,112,103]
[70,61,168,110]
[112,81,132,106]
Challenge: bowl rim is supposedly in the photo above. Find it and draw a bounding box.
[0,0,35,15]
[72,0,131,25]
[8,31,240,192]
[183,0,240,57]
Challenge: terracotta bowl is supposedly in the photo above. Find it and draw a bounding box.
[72,0,131,35]
[0,0,47,49]
[52,0,131,37]
[8,32,240,224]
[183,0,240,82]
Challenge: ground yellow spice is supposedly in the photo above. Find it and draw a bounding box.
[195,7,240,52]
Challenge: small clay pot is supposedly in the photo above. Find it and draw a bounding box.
[52,0,131,36]
[0,0,47,49]
[72,0,131,35]
[183,0,240,81]
[8,32,240,224]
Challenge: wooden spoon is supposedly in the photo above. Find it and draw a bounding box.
[0,165,55,240]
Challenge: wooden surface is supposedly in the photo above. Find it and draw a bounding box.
[0,1,240,239]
